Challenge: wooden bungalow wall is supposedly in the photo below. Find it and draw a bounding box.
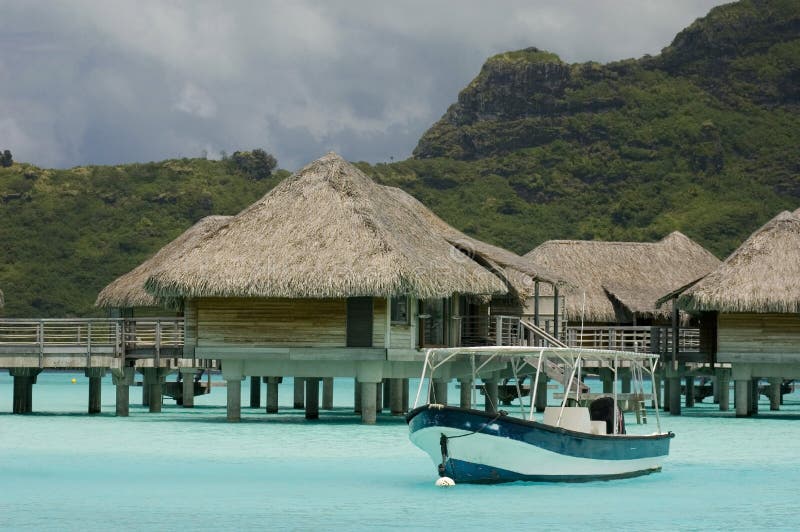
[718,313,800,364]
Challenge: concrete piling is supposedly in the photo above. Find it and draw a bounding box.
[483,378,498,414]
[293,377,305,409]
[360,381,377,424]
[383,379,391,409]
[390,378,405,414]
[354,378,362,414]
[685,376,695,408]
[735,379,749,417]
[668,376,681,415]
[402,378,409,413]
[180,368,195,408]
[265,377,280,414]
[113,367,134,417]
[459,378,471,409]
[535,375,548,413]
[227,378,242,422]
[718,370,730,412]
[432,379,448,405]
[375,381,383,414]
[322,377,334,410]
[769,378,781,411]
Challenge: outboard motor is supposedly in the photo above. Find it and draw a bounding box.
[589,397,625,435]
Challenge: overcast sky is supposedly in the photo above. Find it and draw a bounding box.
[0,0,728,170]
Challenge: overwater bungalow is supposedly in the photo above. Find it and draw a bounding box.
[523,232,720,333]
[105,152,560,423]
[662,209,800,417]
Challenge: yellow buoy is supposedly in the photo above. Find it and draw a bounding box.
[71,378,77,384]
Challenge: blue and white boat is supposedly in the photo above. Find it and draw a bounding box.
[406,346,674,483]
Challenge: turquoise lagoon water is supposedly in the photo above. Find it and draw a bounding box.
[1,372,799,531]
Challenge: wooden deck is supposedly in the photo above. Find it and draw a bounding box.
[0,318,184,369]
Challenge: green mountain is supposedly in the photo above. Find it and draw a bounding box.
[0,159,286,317]
[368,0,799,256]
[1,0,798,318]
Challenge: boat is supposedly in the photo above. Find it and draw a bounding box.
[406,346,674,483]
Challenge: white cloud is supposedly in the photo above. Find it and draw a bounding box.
[174,83,217,119]
[0,0,729,169]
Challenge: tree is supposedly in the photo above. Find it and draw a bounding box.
[0,149,12,167]
[229,148,277,180]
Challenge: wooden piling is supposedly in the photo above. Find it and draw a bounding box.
[402,378,409,413]
[250,376,261,408]
[305,377,320,420]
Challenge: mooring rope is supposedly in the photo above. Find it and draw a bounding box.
[437,409,508,477]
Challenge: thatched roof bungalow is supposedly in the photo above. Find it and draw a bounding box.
[96,215,232,310]
[676,211,800,313]
[524,232,720,323]
[668,210,800,415]
[132,152,557,364]
[123,152,563,422]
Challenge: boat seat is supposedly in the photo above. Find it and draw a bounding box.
[543,406,591,433]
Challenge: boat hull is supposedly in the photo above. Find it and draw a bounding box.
[407,405,673,483]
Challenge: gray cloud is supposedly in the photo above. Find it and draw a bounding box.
[0,0,726,170]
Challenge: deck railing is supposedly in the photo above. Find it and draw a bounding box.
[564,325,699,355]
[457,318,701,356]
[0,318,184,357]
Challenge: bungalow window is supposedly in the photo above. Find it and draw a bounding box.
[391,296,409,324]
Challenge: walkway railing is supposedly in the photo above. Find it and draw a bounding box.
[0,318,184,359]
[458,317,701,359]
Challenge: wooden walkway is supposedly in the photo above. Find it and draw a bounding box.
[0,318,184,369]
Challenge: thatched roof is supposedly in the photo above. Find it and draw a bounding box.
[382,186,564,297]
[145,152,518,300]
[95,216,232,308]
[676,210,800,313]
[524,232,720,322]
